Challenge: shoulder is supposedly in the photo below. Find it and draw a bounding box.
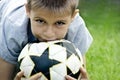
[67,13,86,41]
[1,0,28,26]
[67,13,93,54]
[1,0,28,37]
[1,0,29,44]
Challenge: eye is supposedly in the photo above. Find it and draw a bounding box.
[35,19,45,24]
[55,21,65,26]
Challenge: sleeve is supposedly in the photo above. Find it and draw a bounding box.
[0,1,28,64]
[0,0,7,22]
[0,20,28,65]
[0,19,28,64]
[67,13,93,55]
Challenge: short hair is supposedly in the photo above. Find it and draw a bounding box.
[27,0,79,15]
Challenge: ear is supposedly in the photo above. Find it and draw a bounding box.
[25,3,30,18]
[71,9,79,20]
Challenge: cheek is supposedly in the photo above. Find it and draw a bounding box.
[31,19,43,32]
[55,27,68,38]
[31,23,43,36]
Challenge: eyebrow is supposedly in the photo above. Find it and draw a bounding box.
[34,17,46,22]
[34,17,67,23]
[34,17,45,20]
[56,20,67,23]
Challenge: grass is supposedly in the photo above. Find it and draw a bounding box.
[78,0,120,80]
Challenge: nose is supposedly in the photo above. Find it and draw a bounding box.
[43,26,55,38]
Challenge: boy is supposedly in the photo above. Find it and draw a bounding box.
[0,0,93,80]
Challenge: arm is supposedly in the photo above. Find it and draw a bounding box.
[0,58,16,80]
[0,1,29,80]
[0,59,42,80]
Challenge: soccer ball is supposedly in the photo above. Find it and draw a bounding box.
[18,39,83,80]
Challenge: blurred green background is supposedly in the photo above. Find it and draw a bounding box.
[78,0,120,80]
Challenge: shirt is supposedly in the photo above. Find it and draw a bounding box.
[0,0,93,64]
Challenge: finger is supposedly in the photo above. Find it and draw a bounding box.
[29,72,42,80]
[65,75,76,80]
[80,67,88,79]
[80,67,87,75]
[14,71,24,80]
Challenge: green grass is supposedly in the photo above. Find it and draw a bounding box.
[78,0,120,80]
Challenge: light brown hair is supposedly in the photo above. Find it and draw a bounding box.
[27,0,79,15]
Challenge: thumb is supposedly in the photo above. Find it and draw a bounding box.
[14,71,24,80]
[30,72,42,80]
[65,75,76,80]
[80,67,88,79]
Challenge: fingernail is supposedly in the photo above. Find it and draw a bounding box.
[65,75,69,79]
[39,72,42,76]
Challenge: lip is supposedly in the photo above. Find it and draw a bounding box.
[38,38,57,42]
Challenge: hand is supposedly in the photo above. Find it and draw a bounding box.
[80,66,88,80]
[65,67,89,80]
[14,71,42,80]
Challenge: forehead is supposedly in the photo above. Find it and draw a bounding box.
[30,7,72,18]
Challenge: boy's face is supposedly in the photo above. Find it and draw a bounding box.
[26,7,77,42]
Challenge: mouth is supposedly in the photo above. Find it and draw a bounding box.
[38,38,57,42]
